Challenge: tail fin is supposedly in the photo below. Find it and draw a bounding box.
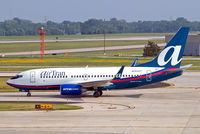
[137,27,190,68]
[131,58,138,67]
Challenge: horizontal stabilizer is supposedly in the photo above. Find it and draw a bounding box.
[165,68,182,74]
[165,64,192,74]
[180,64,192,69]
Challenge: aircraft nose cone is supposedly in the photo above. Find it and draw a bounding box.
[6,79,12,86]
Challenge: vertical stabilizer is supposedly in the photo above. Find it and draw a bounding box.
[137,27,189,68]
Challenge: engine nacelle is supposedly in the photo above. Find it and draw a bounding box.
[60,84,82,95]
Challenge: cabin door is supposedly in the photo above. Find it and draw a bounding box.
[30,71,36,83]
[146,70,152,82]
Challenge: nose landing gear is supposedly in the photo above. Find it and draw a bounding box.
[19,89,32,97]
[27,91,31,97]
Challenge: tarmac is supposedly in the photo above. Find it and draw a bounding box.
[0,71,200,134]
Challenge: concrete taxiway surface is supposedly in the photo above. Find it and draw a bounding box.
[0,71,200,134]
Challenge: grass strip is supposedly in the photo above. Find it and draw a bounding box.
[0,103,83,111]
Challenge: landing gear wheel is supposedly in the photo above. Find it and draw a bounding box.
[93,90,103,97]
[99,90,103,96]
[27,92,31,97]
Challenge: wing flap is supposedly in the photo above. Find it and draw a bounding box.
[79,80,111,88]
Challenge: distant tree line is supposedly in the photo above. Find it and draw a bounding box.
[0,17,200,36]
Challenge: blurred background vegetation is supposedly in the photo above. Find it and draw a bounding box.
[0,17,199,36]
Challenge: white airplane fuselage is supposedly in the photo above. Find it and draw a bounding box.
[7,66,180,90]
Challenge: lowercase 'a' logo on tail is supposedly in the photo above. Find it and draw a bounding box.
[136,27,189,68]
[157,45,182,66]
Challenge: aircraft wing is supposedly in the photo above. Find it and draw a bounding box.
[78,66,125,88]
[79,80,112,88]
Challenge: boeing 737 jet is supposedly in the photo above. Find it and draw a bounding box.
[7,27,191,97]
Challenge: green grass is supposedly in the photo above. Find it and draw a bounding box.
[0,33,168,40]
[181,60,200,66]
[0,49,199,70]
[1,48,144,59]
[0,78,18,92]
[0,103,83,111]
[0,68,37,71]
[0,40,164,53]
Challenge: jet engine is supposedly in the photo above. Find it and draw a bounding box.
[60,84,82,95]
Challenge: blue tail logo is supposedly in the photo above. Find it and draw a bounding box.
[137,27,190,68]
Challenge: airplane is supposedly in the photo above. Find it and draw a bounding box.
[7,27,191,97]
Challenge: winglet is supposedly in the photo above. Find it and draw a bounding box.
[113,66,125,80]
[131,58,138,67]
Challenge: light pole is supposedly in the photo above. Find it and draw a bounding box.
[38,27,46,60]
[104,19,106,56]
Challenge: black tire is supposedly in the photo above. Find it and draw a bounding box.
[99,90,103,96]
[93,91,100,97]
[93,90,103,97]
[27,92,31,97]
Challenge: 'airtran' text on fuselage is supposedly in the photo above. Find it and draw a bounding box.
[40,70,65,77]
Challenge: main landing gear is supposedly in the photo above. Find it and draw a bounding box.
[27,91,31,97]
[93,89,103,97]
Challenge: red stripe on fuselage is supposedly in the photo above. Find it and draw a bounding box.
[7,83,60,89]
[111,68,177,83]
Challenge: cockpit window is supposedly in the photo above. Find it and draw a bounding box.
[11,75,23,80]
